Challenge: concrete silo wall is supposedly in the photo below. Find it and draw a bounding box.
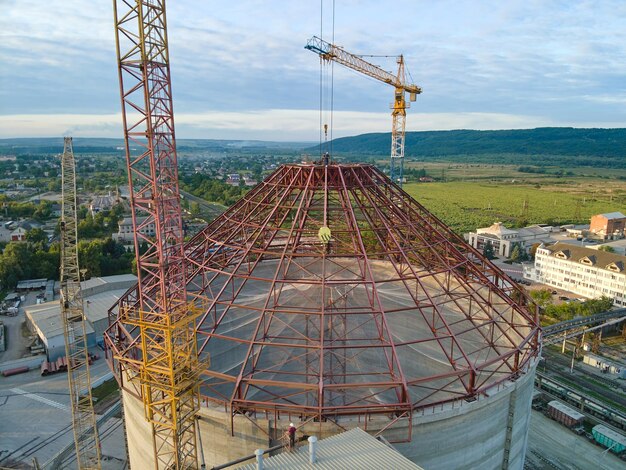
[123,359,536,469]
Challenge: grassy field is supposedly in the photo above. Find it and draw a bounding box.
[403,178,626,234]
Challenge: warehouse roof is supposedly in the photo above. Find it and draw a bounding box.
[240,427,423,470]
[26,303,95,339]
[599,212,626,220]
[25,274,137,340]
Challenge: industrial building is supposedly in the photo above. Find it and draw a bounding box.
[107,163,540,469]
[26,303,96,361]
[524,242,626,305]
[26,274,136,361]
[465,222,553,258]
[590,212,626,240]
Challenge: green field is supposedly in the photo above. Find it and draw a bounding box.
[404,179,626,234]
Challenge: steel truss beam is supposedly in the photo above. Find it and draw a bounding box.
[106,163,539,444]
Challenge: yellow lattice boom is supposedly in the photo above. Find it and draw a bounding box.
[60,137,102,469]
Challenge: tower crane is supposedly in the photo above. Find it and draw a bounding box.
[60,136,102,469]
[305,36,422,186]
[112,0,203,468]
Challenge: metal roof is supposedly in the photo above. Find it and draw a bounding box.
[26,303,95,339]
[592,425,626,447]
[548,400,584,421]
[599,212,626,220]
[240,427,423,470]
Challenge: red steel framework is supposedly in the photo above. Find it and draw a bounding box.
[108,0,201,468]
[108,162,540,442]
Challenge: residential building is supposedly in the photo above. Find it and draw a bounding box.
[465,222,553,258]
[114,216,156,244]
[10,227,27,241]
[589,212,626,240]
[225,174,241,186]
[524,242,626,306]
[89,194,117,217]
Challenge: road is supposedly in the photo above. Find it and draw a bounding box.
[180,189,227,221]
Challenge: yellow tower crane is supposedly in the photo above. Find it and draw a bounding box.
[60,137,102,469]
[305,36,422,186]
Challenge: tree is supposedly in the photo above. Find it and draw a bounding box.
[530,289,552,309]
[482,240,495,260]
[190,201,201,217]
[509,242,529,263]
[529,243,542,260]
[509,244,522,263]
[78,240,103,279]
[0,243,33,289]
[598,245,616,253]
[25,227,48,246]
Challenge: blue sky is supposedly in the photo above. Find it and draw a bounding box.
[1,0,625,140]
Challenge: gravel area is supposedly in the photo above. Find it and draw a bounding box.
[525,410,625,470]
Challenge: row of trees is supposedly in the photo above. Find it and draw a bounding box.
[0,229,134,292]
[530,289,614,322]
[181,173,248,206]
[482,241,532,262]
[0,199,55,221]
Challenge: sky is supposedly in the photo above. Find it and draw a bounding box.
[1,0,626,141]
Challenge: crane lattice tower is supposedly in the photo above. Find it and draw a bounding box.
[60,136,102,469]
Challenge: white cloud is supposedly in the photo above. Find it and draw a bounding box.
[2,110,623,141]
[1,1,626,136]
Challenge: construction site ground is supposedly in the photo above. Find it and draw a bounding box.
[0,356,125,469]
[525,410,625,470]
[0,292,41,363]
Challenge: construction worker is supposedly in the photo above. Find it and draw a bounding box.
[288,422,296,449]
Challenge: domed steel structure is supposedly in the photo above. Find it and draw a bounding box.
[108,163,539,423]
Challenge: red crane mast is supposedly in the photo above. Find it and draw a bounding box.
[112,1,201,468]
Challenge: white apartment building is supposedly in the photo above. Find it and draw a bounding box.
[524,242,626,306]
[113,216,156,244]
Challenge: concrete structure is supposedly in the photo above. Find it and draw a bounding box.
[110,164,540,470]
[16,278,48,291]
[524,242,626,305]
[25,274,136,360]
[239,427,423,469]
[113,216,155,244]
[466,222,553,258]
[122,361,537,470]
[590,212,626,240]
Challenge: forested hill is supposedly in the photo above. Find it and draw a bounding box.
[316,128,626,167]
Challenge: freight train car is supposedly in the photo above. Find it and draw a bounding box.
[592,425,626,455]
